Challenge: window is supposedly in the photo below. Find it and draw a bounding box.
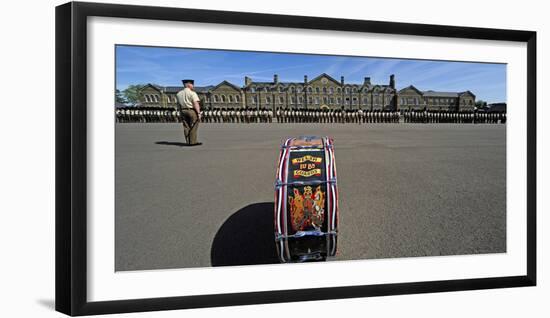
[252,96,257,103]
[154,95,159,102]
[323,87,327,94]
[308,97,312,104]
[279,96,284,104]
[279,87,284,92]
[315,97,319,104]
[250,87,255,93]
[298,97,303,103]
[235,95,240,103]
[214,95,219,102]
[337,97,341,104]
[345,87,350,93]
[337,88,341,93]
[315,87,320,93]
[329,87,334,94]
[330,98,334,104]
[352,97,358,105]
[221,95,226,102]
[144,95,150,103]
[352,87,357,93]
[290,86,295,93]
[414,97,418,105]
[297,87,302,93]
[266,96,271,103]
[291,97,295,104]
[323,97,328,104]
[228,95,233,102]
[308,87,312,93]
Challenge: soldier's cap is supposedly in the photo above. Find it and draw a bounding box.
[182,79,194,85]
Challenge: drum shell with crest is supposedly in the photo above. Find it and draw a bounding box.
[274,136,339,263]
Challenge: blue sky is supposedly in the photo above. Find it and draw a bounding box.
[116,45,506,103]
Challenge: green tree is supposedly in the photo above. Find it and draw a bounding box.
[122,84,145,106]
[476,99,487,109]
[115,89,126,105]
[475,100,487,108]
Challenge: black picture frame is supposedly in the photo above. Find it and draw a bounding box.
[55,1,537,316]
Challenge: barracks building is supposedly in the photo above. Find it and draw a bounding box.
[138,73,476,112]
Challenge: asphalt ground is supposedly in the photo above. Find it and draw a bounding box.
[115,123,506,271]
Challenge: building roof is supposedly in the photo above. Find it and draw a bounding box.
[145,84,215,93]
[248,73,386,87]
[399,85,423,95]
[422,90,459,97]
[211,80,241,91]
[308,73,341,85]
[195,86,215,93]
[422,90,476,98]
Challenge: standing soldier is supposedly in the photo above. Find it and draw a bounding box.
[231,108,236,123]
[115,109,121,123]
[176,79,202,146]
[172,108,179,123]
[234,108,239,123]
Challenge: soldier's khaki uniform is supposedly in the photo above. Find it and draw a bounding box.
[176,87,200,144]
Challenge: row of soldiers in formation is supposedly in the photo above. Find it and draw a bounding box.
[403,111,506,124]
[115,107,506,124]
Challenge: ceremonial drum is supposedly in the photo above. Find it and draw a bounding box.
[274,136,339,263]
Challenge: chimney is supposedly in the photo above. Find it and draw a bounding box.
[364,77,371,85]
[245,76,251,86]
[274,74,279,84]
[304,75,308,83]
[389,74,395,89]
[341,76,345,85]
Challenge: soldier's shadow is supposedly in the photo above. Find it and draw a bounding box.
[155,141,189,147]
[211,202,279,267]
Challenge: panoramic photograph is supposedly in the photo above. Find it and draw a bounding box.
[114,45,507,271]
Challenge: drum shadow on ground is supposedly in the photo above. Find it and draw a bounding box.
[211,202,280,267]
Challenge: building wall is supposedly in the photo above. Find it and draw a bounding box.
[140,86,179,108]
[397,87,425,111]
[207,83,243,108]
[138,75,476,112]
[425,97,459,111]
[458,93,476,111]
